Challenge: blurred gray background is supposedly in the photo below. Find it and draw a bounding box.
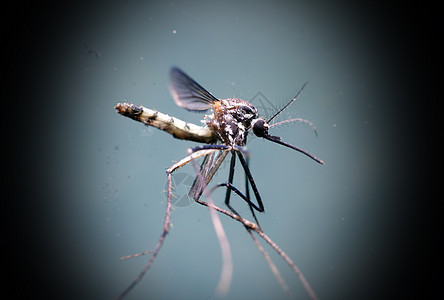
[5,1,440,299]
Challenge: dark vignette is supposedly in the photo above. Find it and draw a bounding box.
[2,1,441,299]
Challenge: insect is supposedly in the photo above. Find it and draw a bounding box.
[115,67,323,299]
[169,67,324,226]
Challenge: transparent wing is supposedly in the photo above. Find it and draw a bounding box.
[188,150,229,200]
[169,67,219,111]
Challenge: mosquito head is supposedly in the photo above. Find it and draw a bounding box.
[251,118,269,138]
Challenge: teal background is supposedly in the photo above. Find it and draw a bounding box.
[5,1,440,299]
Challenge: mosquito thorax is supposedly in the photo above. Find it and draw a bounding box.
[207,98,260,146]
[251,118,269,138]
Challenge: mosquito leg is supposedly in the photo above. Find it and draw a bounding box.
[236,151,264,228]
[236,152,264,210]
[243,155,258,228]
[223,151,239,217]
[188,153,213,200]
[233,146,260,226]
[190,144,230,153]
[117,148,220,299]
[188,149,230,201]
[188,150,319,300]
[212,182,261,227]
[203,147,264,227]
[117,167,174,300]
[245,156,250,201]
[188,148,234,296]
[188,143,231,200]
[212,183,262,210]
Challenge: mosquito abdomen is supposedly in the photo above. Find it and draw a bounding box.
[115,102,218,144]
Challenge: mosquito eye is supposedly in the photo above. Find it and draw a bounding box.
[252,119,268,137]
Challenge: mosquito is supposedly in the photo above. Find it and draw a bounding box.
[115,67,324,299]
[170,67,323,225]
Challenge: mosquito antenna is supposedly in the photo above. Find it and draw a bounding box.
[264,134,324,164]
[267,82,308,124]
[269,117,318,137]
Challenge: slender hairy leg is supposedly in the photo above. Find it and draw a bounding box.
[188,152,213,200]
[223,151,239,216]
[245,156,250,204]
[244,155,259,227]
[214,182,262,211]
[247,228,290,296]
[188,145,230,201]
[236,151,264,227]
[236,151,264,211]
[189,146,264,227]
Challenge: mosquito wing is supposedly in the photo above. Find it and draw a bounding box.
[169,67,220,111]
[188,150,229,200]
